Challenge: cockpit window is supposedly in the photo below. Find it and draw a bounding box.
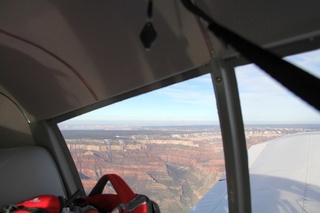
[235,49,320,213]
[58,74,225,212]
[235,49,320,145]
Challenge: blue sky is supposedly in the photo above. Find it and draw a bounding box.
[61,49,320,127]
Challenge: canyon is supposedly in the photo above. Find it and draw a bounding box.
[61,125,319,212]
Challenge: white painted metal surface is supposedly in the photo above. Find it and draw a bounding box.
[189,132,320,213]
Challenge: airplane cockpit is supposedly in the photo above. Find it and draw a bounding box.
[1,1,319,212]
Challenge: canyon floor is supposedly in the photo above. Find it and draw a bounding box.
[61,124,319,212]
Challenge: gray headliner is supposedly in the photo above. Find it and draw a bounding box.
[0,0,319,127]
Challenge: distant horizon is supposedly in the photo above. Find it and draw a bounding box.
[58,120,320,130]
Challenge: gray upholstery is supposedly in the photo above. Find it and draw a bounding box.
[0,146,66,208]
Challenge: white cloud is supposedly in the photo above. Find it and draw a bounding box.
[155,74,217,107]
[285,49,320,78]
[235,52,320,124]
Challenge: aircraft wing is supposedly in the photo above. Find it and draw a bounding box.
[189,132,320,213]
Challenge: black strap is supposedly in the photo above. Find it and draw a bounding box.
[151,201,161,213]
[181,0,320,111]
[88,175,109,196]
[147,0,153,20]
[65,189,83,206]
